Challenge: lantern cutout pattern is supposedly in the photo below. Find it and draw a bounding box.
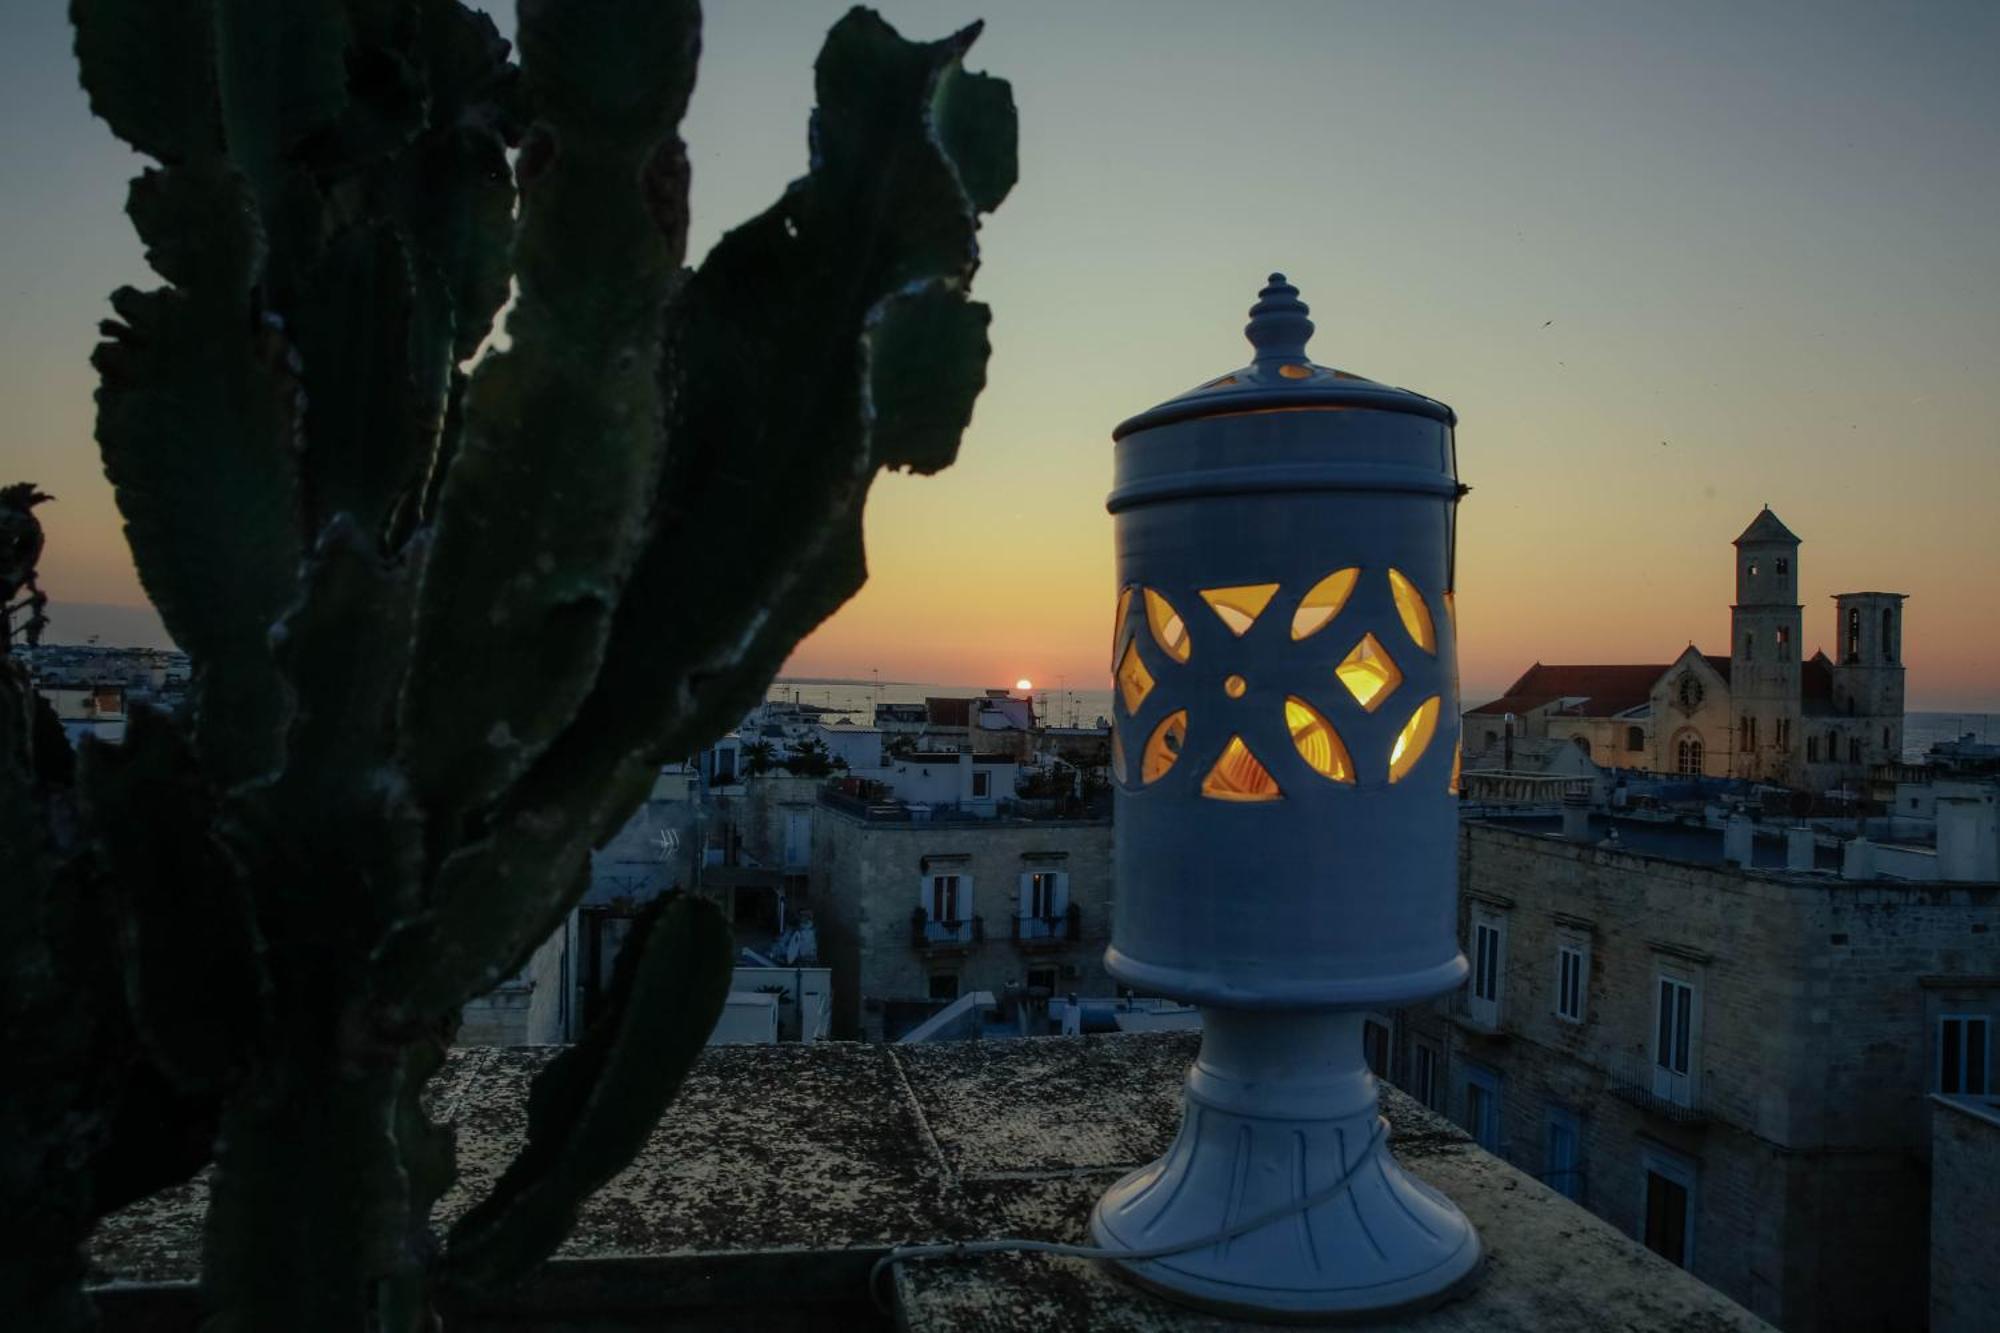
[1090,274,1481,1319]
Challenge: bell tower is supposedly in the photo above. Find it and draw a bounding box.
[1729,507,1803,781]
[1830,591,1908,767]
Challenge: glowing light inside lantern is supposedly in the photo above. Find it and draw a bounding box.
[1141,709,1188,784]
[1200,583,1279,637]
[1145,588,1191,663]
[1335,633,1401,711]
[1388,568,1436,654]
[1291,567,1359,640]
[1116,640,1155,714]
[1285,696,1354,784]
[1201,735,1282,801]
[1388,696,1442,783]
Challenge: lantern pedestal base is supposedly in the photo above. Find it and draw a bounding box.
[1089,1009,1481,1322]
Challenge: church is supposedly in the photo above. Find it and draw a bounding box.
[1464,508,1906,791]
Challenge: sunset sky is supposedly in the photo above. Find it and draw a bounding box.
[5,1,1997,709]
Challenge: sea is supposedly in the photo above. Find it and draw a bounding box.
[767,680,1995,765]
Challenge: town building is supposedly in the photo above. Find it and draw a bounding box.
[1929,1093,2000,1333]
[460,765,708,1046]
[810,787,1113,1041]
[1465,508,1906,790]
[1388,813,1998,1331]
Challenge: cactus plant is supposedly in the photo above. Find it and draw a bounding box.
[0,1,1014,1328]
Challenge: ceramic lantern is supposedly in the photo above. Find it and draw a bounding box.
[1091,274,1481,1317]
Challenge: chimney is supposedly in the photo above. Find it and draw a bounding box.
[1785,825,1816,872]
[1722,813,1754,867]
[1561,791,1592,842]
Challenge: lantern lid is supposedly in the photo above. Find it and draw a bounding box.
[1111,274,1456,441]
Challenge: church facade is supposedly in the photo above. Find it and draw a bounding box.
[1464,508,1906,791]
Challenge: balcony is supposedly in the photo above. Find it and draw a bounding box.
[1010,907,1081,950]
[1605,1051,1716,1125]
[910,911,983,952]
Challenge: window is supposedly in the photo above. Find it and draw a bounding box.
[1641,1149,1696,1268]
[971,769,991,799]
[1544,1106,1583,1201]
[1808,736,1819,763]
[1882,608,1894,662]
[1747,560,1759,578]
[1675,733,1703,775]
[1849,738,1862,764]
[1742,632,1753,661]
[1025,967,1057,995]
[1019,870,1067,924]
[1847,607,1861,662]
[928,973,959,1002]
[1556,943,1587,1023]
[1411,1042,1439,1109]
[1363,1018,1390,1078]
[1469,910,1506,1027]
[927,874,965,922]
[1776,718,1789,751]
[1776,557,1788,576]
[1775,625,1790,657]
[1626,726,1645,752]
[1572,735,1591,758]
[1882,726,1891,752]
[1463,1063,1502,1152]
[1938,1015,1991,1095]
[1654,974,1699,1107]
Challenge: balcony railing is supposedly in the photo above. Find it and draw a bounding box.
[911,913,984,949]
[1604,1052,1716,1125]
[1010,910,1080,946]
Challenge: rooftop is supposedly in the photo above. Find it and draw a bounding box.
[89,1034,1768,1331]
[1466,660,1729,718]
[1470,811,1844,872]
[1733,505,1799,546]
[818,786,1109,826]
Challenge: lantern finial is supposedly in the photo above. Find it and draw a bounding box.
[1245,272,1314,363]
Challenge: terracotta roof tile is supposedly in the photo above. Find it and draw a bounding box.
[1466,663,1666,718]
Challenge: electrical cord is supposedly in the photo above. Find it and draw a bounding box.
[869,1118,1388,1313]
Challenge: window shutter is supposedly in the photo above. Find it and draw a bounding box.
[960,875,974,919]
[1054,872,1071,915]
[918,876,932,917]
[1017,873,1034,918]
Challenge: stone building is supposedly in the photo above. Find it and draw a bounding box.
[1465,508,1906,790]
[1929,1094,2000,1333]
[1389,815,1998,1331]
[810,790,1113,1040]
